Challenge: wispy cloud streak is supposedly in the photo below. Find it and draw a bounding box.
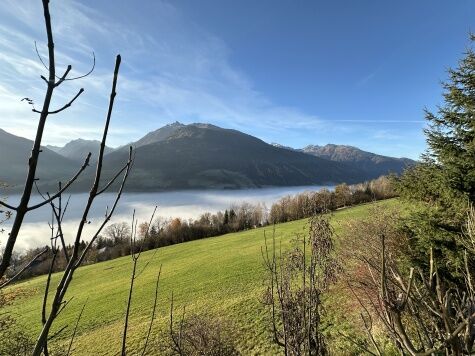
[0,0,329,147]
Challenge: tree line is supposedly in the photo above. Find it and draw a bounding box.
[5,175,396,281]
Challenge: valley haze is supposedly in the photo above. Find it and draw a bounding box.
[2,185,333,251]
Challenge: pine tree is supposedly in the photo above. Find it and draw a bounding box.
[396,36,475,281]
[223,209,229,225]
[229,209,236,222]
[424,35,475,202]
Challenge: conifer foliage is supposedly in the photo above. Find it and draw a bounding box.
[424,35,475,202]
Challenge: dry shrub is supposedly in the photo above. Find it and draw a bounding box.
[262,215,338,355]
[333,207,408,354]
[168,312,239,356]
[341,207,409,307]
[0,291,34,355]
[339,206,475,355]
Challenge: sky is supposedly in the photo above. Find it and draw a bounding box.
[0,1,474,159]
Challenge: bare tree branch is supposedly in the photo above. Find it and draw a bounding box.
[34,40,50,74]
[96,162,128,196]
[0,246,48,288]
[122,206,158,355]
[49,184,71,262]
[32,88,84,114]
[35,40,95,85]
[61,52,96,82]
[55,65,72,87]
[0,200,17,211]
[75,149,133,269]
[121,246,137,356]
[27,153,91,211]
[0,0,102,280]
[35,180,72,262]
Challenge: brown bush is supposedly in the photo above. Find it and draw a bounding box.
[168,310,239,356]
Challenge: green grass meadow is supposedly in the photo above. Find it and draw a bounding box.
[3,199,400,355]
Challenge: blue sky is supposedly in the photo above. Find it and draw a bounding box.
[0,1,474,159]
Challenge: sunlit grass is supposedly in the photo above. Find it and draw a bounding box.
[4,199,400,355]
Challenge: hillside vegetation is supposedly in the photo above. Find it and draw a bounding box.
[3,199,399,355]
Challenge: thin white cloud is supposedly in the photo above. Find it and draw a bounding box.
[373,129,403,140]
[0,0,326,147]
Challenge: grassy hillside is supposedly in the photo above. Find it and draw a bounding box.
[3,199,400,355]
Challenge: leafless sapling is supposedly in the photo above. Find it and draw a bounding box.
[121,206,160,356]
[30,45,133,356]
[261,214,338,356]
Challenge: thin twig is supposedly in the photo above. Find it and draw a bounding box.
[35,40,95,84]
[27,153,91,211]
[66,297,88,356]
[96,163,128,196]
[141,265,162,356]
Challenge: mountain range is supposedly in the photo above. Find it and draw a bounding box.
[271,142,414,178]
[0,123,415,192]
[46,139,113,163]
[0,128,79,186]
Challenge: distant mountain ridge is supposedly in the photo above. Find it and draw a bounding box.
[302,144,410,162]
[131,121,185,148]
[0,129,79,186]
[46,139,113,162]
[301,144,414,177]
[100,123,368,190]
[0,123,415,191]
[271,142,415,178]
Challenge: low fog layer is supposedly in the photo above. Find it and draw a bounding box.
[1,186,332,252]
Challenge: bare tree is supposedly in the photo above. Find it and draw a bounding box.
[0,3,169,355]
[121,207,158,356]
[0,0,97,282]
[261,215,338,355]
[35,204,163,355]
[105,222,132,244]
[37,181,71,356]
[31,52,131,354]
[13,3,136,353]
